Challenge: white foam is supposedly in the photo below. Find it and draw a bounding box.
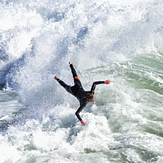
[1,0,163,162]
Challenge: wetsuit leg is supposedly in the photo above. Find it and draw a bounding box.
[70,65,84,96]
[56,79,73,95]
[70,64,77,78]
[70,64,82,87]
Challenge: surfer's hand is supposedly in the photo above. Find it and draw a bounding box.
[105,80,111,84]
[81,120,86,125]
[69,62,74,67]
[54,76,58,80]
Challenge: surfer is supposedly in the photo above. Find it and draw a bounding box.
[54,62,111,125]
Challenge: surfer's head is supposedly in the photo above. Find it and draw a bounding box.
[86,93,94,102]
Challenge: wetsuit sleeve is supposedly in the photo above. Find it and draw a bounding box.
[90,81,105,94]
[75,102,87,121]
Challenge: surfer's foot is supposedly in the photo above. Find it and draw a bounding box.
[69,62,74,67]
[54,76,58,80]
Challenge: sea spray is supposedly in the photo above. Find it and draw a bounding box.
[0,0,163,162]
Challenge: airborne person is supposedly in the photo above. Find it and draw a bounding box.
[54,62,111,125]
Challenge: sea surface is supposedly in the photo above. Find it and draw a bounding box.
[0,0,163,162]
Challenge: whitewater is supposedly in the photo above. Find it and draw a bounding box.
[0,0,163,162]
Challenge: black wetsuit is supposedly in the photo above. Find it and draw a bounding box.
[56,64,105,122]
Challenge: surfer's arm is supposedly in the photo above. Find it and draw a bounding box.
[91,80,111,94]
[90,81,104,94]
[75,102,87,125]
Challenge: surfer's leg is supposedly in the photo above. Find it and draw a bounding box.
[74,77,82,87]
[69,63,83,87]
[70,63,77,77]
[70,66,82,87]
[56,78,72,94]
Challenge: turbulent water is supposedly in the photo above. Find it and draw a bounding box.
[0,0,163,162]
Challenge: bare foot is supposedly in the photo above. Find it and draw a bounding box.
[54,76,58,80]
[69,62,74,66]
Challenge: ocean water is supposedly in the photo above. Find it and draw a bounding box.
[0,0,163,162]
